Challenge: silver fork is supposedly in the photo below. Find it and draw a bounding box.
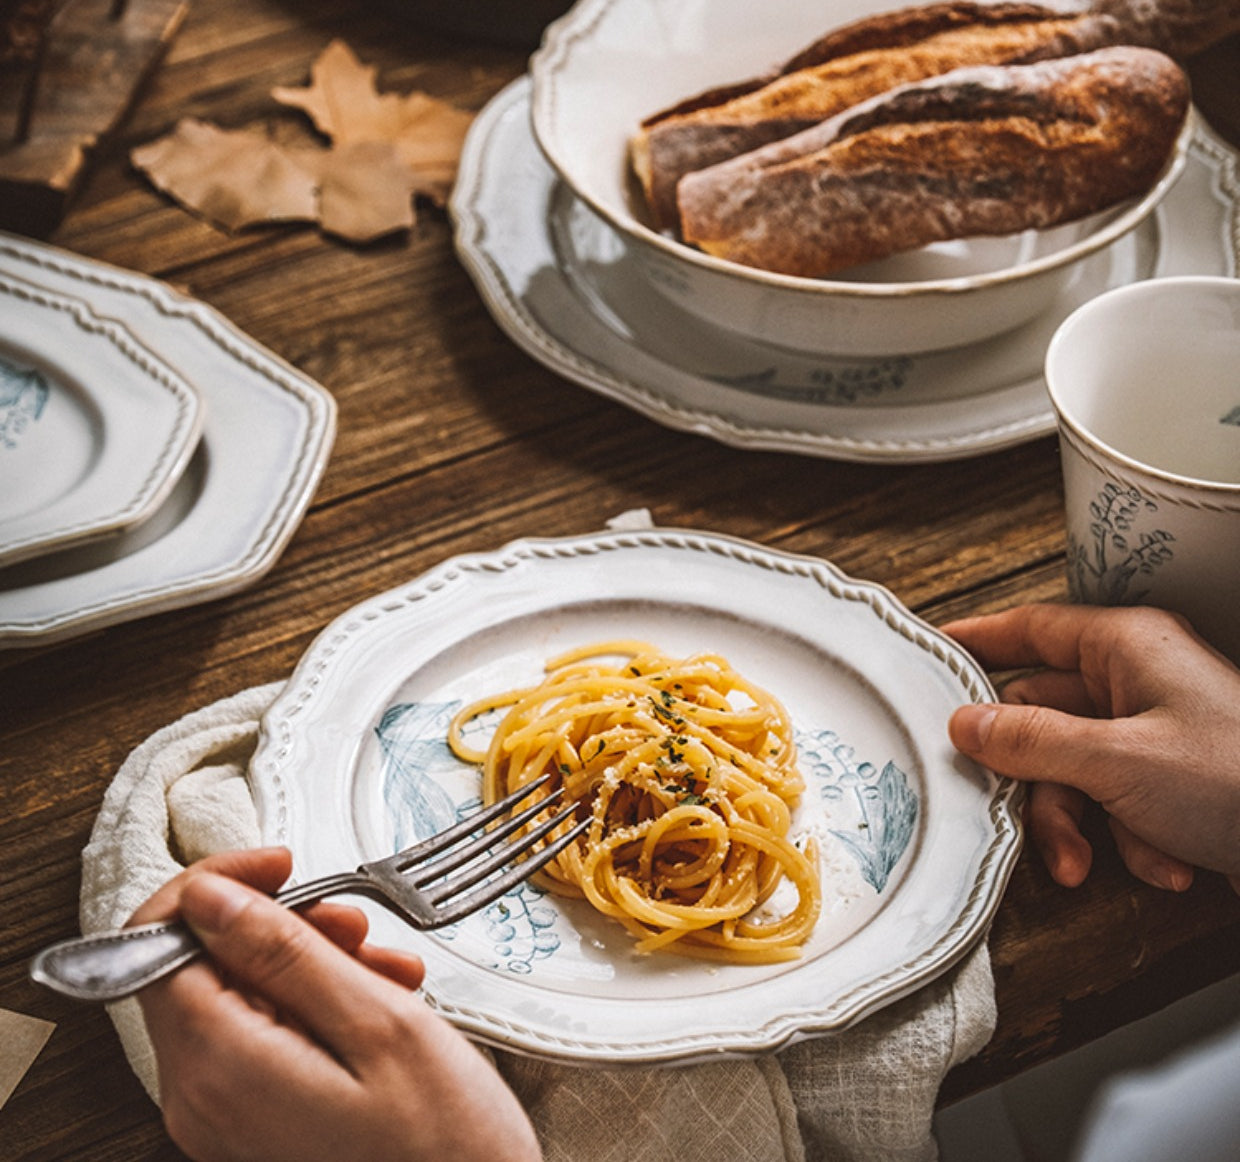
[30,775,587,1003]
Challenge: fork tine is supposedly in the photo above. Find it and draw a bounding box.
[390,774,555,869]
[422,801,582,905]
[407,784,566,887]
[427,813,592,926]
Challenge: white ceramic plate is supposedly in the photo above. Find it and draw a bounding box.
[251,527,1021,1063]
[0,233,336,647]
[452,79,1239,462]
[0,273,203,569]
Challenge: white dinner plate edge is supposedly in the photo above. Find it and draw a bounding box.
[0,232,338,646]
[0,271,206,567]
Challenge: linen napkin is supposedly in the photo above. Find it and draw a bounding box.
[80,687,996,1162]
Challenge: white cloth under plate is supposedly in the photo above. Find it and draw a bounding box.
[80,680,996,1162]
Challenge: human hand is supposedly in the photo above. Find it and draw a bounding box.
[943,604,1240,894]
[130,848,541,1162]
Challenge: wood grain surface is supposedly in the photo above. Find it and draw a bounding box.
[1,3,1238,1158]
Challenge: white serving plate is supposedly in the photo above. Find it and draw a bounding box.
[528,0,1189,355]
[251,527,1021,1064]
[452,78,1239,463]
[0,273,203,569]
[0,233,336,647]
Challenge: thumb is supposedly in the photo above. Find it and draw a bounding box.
[179,872,405,1047]
[949,702,1119,798]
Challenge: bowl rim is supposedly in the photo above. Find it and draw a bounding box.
[529,0,1193,300]
[1045,274,1240,497]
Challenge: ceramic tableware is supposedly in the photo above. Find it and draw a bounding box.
[452,78,1239,463]
[1046,275,1240,663]
[529,0,1189,356]
[251,527,1022,1063]
[0,273,203,569]
[0,233,336,647]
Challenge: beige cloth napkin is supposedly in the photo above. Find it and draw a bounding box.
[80,682,996,1162]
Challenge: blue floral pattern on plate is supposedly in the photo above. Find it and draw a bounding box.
[377,700,566,973]
[0,357,49,451]
[712,357,914,406]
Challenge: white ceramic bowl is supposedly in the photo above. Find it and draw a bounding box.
[529,0,1190,357]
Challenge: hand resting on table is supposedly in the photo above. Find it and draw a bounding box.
[945,604,1240,895]
[130,848,541,1162]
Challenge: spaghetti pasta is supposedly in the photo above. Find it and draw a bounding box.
[448,641,822,963]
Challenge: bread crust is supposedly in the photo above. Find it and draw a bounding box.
[630,2,1111,229]
[631,0,1240,236]
[675,46,1189,278]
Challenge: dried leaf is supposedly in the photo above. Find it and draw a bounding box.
[311,141,418,242]
[132,40,475,241]
[386,92,474,206]
[271,40,382,143]
[273,38,474,203]
[131,118,319,231]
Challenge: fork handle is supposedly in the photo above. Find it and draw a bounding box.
[29,920,204,1003]
[28,872,369,1003]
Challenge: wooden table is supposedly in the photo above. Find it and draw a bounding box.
[2,3,1238,1157]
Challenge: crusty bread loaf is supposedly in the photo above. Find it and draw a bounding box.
[630,2,1119,230]
[675,46,1189,278]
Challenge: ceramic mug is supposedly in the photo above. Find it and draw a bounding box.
[1045,276,1240,664]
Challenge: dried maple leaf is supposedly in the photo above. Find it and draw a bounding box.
[272,39,474,205]
[311,140,418,242]
[131,118,320,231]
[131,40,475,241]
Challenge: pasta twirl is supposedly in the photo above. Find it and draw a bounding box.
[449,641,822,963]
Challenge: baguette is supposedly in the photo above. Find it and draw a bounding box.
[631,2,1114,230]
[675,46,1189,278]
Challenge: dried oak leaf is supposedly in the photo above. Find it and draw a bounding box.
[272,38,474,206]
[131,118,320,231]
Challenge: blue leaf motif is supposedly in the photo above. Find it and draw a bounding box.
[798,727,919,895]
[376,701,463,848]
[0,359,50,451]
[375,699,568,973]
[1067,482,1174,604]
[828,762,918,893]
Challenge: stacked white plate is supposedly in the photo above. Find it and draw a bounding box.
[0,232,336,648]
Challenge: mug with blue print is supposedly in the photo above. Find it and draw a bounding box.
[1045,276,1240,665]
